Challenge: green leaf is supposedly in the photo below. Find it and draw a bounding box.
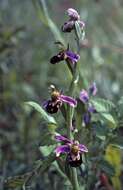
[24,102,57,146]
[39,145,55,156]
[91,98,116,128]
[102,113,116,127]
[24,101,57,125]
[91,98,115,113]
[4,176,26,189]
[110,137,123,149]
[93,124,106,140]
[39,127,56,146]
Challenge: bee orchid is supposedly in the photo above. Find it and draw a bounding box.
[44,85,77,114]
[50,49,80,65]
[55,133,88,167]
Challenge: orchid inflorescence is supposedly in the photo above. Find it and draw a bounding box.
[43,8,97,168]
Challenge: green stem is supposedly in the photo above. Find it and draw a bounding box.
[66,55,80,190]
[66,105,80,190]
[66,66,79,190]
[67,106,73,139]
[72,168,80,190]
[66,26,83,190]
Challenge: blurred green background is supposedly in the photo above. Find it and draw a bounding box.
[0,0,123,189]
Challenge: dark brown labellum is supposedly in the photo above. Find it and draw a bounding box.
[67,154,82,167]
[45,100,62,114]
[50,52,64,64]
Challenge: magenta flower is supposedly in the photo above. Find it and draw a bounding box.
[83,112,91,125]
[79,89,89,103]
[44,85,77,114]
[55,133,88,167]
[80,82,97,102]
[50,50,80,65]
[79,83,97,125]
[65,50,80,64]
[62,8,85,33]
[82,104,97,125]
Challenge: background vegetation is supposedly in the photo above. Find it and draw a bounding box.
[0,0,123,189]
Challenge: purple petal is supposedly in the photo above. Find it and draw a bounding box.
[79,90,89,103]
[88,104,97,113]
[67,8,80,21]
[65,50,80,64]
[83,112,91,125]
[89,82,97,96]
[55,133,72,143]
[79,144,88,153]
[55,145,70,157]
[60,95,77,107]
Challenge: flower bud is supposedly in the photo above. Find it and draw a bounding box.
[62,21,74,32]
[67,8,80,21]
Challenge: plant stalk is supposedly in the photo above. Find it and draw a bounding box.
[66,25,83,190]
[66,105,80,190]
[66,47,80,190]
